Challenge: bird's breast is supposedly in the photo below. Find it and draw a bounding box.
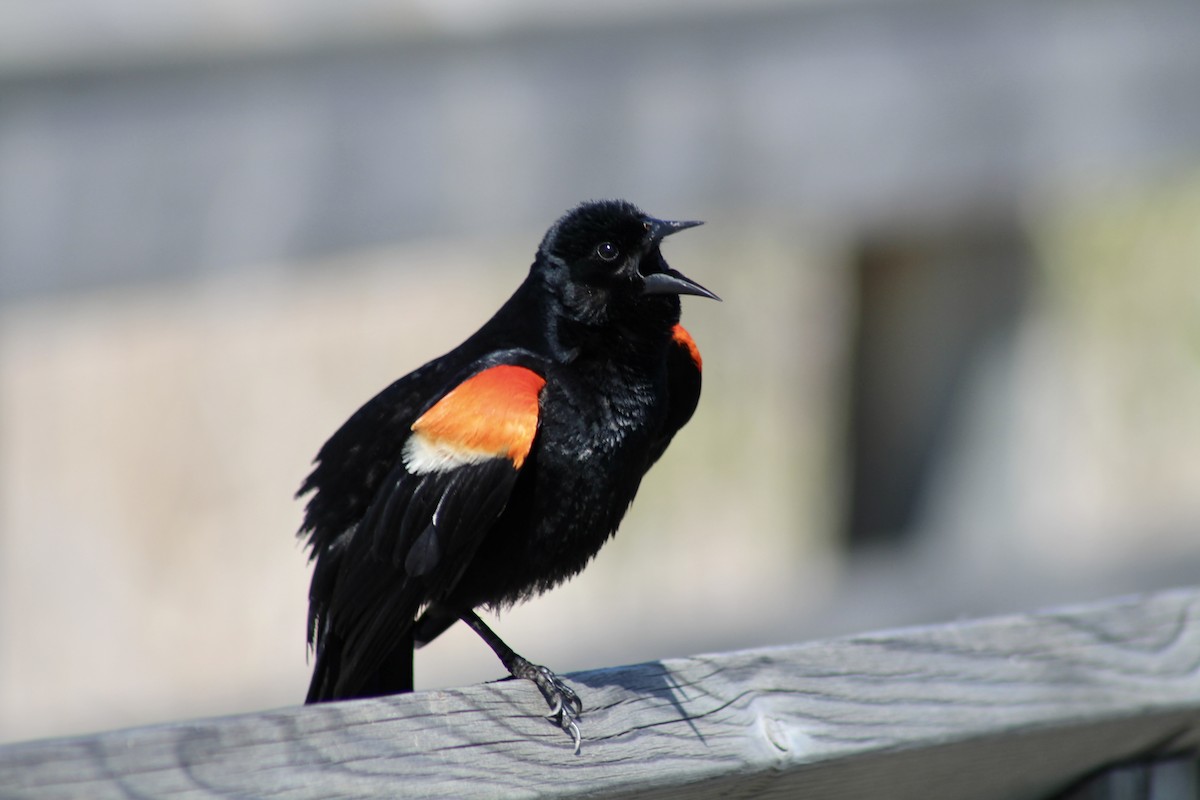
[449,352,674,607]
[530,366,665,533]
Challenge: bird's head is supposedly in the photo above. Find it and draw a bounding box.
[535,200,718,329]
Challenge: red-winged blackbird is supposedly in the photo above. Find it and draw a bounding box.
[297,200,716,751]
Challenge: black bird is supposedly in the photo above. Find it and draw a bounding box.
[297,199,716,751]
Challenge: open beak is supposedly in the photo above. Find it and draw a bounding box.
[641,270,720,300]
[645,217,704,244]
[640,217,720,300]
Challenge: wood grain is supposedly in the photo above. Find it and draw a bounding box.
[4,588,1200,799]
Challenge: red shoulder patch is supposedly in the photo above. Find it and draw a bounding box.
[405,365,545,473]
[671,324,702,371]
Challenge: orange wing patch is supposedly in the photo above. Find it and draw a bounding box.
[671,324,702,371]
[403,365,545,474]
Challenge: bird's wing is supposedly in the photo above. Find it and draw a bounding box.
[648,324,703,466]
[302,361,546,700]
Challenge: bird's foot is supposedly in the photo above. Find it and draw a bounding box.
[459,611,583,753]
[511,658,583,754]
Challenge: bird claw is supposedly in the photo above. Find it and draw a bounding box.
[537,667,583,754]
[564,718,582,756]
[545,698,582,755]
[513,660,584,753]
[542,683,582,755]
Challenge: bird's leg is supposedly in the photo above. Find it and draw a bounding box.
[460,610,583,754]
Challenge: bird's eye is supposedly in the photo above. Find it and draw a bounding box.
[594,242,619,262]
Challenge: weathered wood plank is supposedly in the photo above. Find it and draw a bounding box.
[4,588,1200,799]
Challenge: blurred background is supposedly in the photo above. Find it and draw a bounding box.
[3,0,1200,744]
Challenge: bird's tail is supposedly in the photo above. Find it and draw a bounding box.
[305,630,414,703]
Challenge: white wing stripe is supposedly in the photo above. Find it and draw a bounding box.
[402,431,494,475]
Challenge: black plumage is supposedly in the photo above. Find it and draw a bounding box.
[297,199,716,750]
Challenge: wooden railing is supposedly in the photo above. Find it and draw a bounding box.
[4,588,1200,798]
